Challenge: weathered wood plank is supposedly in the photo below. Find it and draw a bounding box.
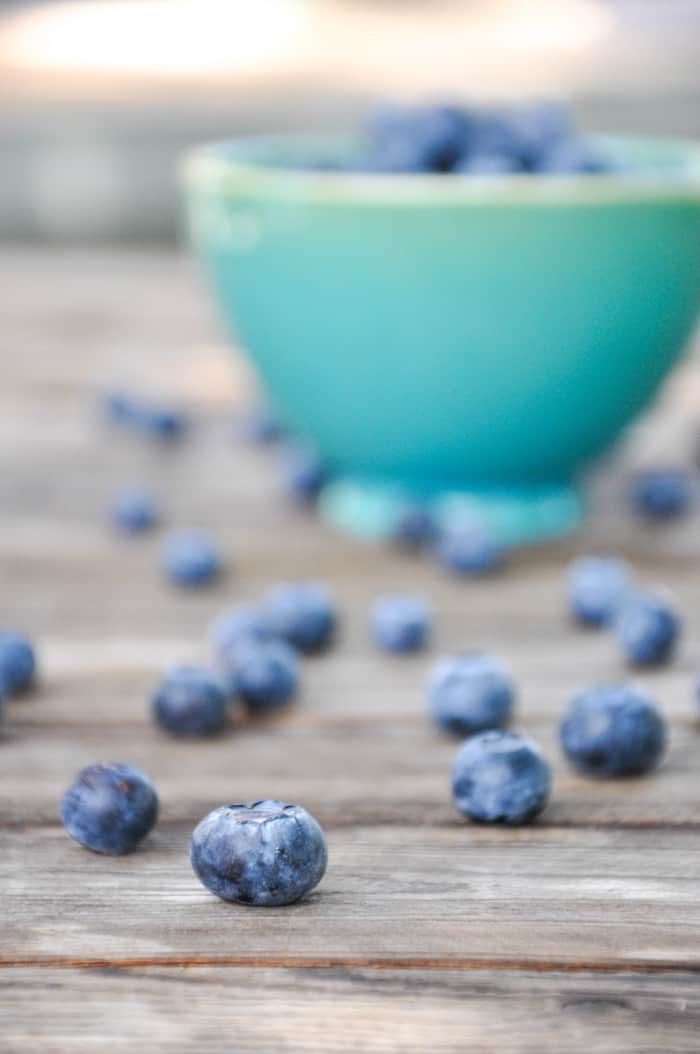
[3,825,700,966]
[2,966,700,1054]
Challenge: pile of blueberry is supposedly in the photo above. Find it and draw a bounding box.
[305,101,615,176]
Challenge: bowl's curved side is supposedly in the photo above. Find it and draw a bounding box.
[185,149,700,492]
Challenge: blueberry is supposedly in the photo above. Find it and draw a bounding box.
[103,391,140,426]
[0,632,36,696]
[454,153,519,175]
[211,605,275,661]
[568,555,630,627]
[536,137,610,174]
[560,684,666,778]
[190,800,327,906]
[239,402,286,444]
[392,504,436,548]
[152,666,228,737]
[370,595,431,654]
[60,762,158,854]
[281,444,328,503]
[263,582,336,653]
[428,653,514,737]
[614,592,680,667]
[366,104,470,173]
[110,486,159,533]
[223,639,299,714]
[434,526,506,576]
[452,730,551,825]
[138,404,188,442]
[162,531,222,587]
[630,470,693,522]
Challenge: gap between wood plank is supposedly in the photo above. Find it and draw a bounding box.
[1,955,699,974]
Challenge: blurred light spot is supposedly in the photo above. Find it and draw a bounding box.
[29,140,129,239]
[0,0,307,75]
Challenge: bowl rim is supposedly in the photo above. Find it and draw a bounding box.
[183,132,700,207]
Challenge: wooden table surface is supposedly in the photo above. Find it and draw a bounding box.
[2,249,700,1052]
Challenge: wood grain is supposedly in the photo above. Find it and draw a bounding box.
[2,249,700,1051]
[3,967,700,1054]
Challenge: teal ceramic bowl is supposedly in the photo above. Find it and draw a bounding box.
[184,134,700,543]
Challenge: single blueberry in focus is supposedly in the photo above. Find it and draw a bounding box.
[428,653,514,736]
[211,605,276,661]
[162,531,222,587]
[223,639,299,714]
[435,526,506,576]
[282,444,328,503]
[152,666,228,737]
[614,592,680,667]
[629,470,693,522]
[370,595,431,654]
[263,582,336,653]
[60,762,158,854]
[560,684,666,777]
[452,730,551,825]
[0,632,36,696]
[239,402,287,444]
[190,800,327,906]
[110,486,159,533]
[568,555,630,627]
[392,504,436,548]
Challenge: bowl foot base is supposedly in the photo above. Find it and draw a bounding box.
[319,477,583,546]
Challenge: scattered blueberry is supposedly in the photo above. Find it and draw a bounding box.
[152,666,228,737]
[103,391,140,426]
[392,504,436,548]
[110,486,159,533]
[614,591,680,667]
[162,532,222,587]
[190,800,327,906]
[560,684,667,778]
[239,402,287,444]
[281,444,328,503]
[211,605,275,661]
[370,595,431,654]
[0,632,36,696]
[428,653,514,737]
[60,762,158,854]
[630,470,693,522]
[263,582,336,653]
[138,404,188,442]
[434,525,506,576]
[568,555,630,627]
[452,730,551,825]
[223,639,299,714]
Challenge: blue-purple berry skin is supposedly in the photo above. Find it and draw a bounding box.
[630,470,693,522]
[452,731,551,825]
[282,445,328,503]
[560,684,666,778]
[428,654,514,737]
[370,595,431,654]
[162,532,222,587]
[614,592,680,667]
[0,632,36,696]
[190,800,327,906]
[60,762,158,854]
[392,505,436,548]
[152,667,228,737]
[435,527,505,576]
[102,392,187,441]
[211,606,276,661]
[263,582,336,653]
[568,556,630,628]
[110,487,159,533]
[223,639,299,714]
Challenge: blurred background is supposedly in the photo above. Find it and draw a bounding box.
[1,0,700,242]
